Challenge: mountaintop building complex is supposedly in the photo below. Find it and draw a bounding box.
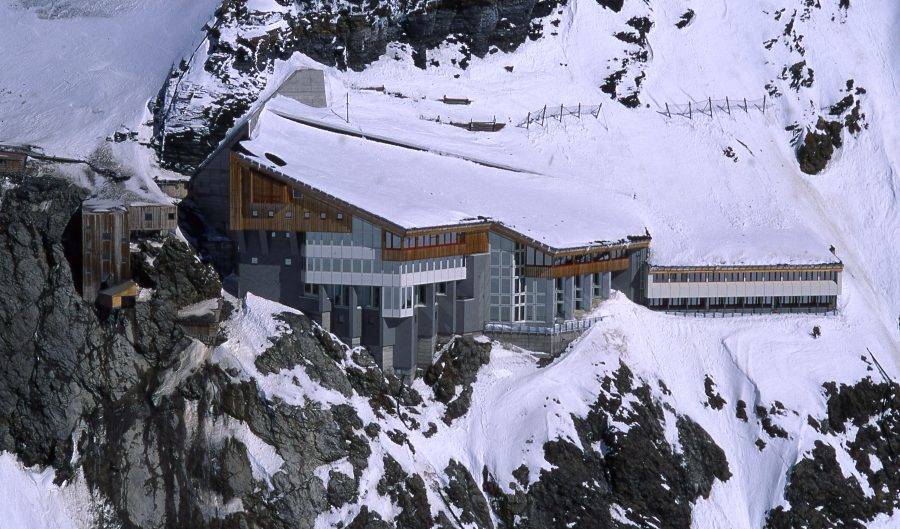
[193,68,843,376]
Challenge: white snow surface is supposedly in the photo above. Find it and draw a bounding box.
[0,452,94,529]
[242,104,646,247]
[227,0,899,360]
[0,0,218,158]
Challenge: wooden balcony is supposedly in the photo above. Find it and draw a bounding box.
[523,257,630,279]
[382,231,488,261]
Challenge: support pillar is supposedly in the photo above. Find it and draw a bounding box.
[579,274,593,311]
[317,285,332,333]
[563,276,576,321]
[347,286,361,346]
[416,284,437,371]
[600,272,611,299]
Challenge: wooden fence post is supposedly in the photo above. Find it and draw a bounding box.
[709,97,713,116]
[541,105,546,126]
[526,111,531,129]
[577,103,581,118]
[665,102,671,118]
[743,98,748,113]
[726,97,731,114]
[762,94,767,114]
[688,101,692,119]
[559,103,563,122]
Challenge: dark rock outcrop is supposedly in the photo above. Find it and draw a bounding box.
[153,0,568,172]
[766,377,899,529]
[484,363,731,529]
[423,336,491,424]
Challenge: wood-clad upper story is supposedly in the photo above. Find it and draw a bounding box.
[381,229,489,261]
[648,262,843,274]
[230,152,649,264]
[524,257,631,279]
[230,153,353,233]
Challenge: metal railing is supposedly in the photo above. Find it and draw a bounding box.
[484,316,603,335]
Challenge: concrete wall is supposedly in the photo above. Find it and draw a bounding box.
[612,247,647,302]
[455,252,489,334]
[276,69,327,107]
[192,119,254,235]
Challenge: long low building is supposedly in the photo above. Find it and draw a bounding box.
[643,234,843,314]
[644,264,842,313]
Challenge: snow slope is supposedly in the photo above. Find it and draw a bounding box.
[0,0,218,158]
[0,452,94,529]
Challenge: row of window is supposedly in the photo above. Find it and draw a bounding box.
[648,295,835,307]
[250,207,343,221]
[552,248,626,267]
[246,254,466,274]
[302,284,382,308]
[383,231,465,249]
[651,270,839,283]
[142,212,176,222]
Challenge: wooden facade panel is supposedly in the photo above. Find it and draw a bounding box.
[382,231,489,261]
[82,210,131,302]
[229,154,352,233]
[524,257,630,279]
[128,204,178,232]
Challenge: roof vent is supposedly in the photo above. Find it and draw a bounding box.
[265,152,287,167]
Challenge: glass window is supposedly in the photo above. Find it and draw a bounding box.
[285,211,293,219]
[284,258,292,266]
[250,257,258,264]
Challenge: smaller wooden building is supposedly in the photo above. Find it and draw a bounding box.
[81,199,132,303]
[127,202,178,232]
[0,148,28,174]
[97,280,139,309]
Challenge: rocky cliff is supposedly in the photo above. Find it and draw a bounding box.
[1,172,896,528]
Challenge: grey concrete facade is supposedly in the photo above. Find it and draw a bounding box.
[276,69,327,107]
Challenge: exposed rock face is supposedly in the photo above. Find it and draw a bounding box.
[153,0,567,172]
[766,377,899,528]
[0,174,893,529]
[484,363,731,529]
[423,335,491,424]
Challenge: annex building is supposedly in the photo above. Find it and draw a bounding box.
[193,68,842,375]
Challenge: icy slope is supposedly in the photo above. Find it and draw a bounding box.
[0,0,219,158]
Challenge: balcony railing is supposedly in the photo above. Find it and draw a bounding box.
[484,316,603,335]
[523,257,630,279]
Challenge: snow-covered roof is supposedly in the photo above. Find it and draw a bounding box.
[238,106,647,250]
[648,229,841,267]
[82,198,126,213]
